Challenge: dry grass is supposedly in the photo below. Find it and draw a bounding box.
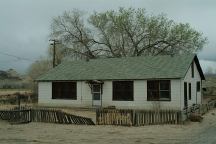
[203,95,216,104]
[0,89,32,96]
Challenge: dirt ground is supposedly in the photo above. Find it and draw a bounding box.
[0,109,215,144]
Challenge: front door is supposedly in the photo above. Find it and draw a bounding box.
[184,82,188,108]
[92,84,102,106]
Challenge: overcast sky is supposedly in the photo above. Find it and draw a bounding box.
[0,0,215,74]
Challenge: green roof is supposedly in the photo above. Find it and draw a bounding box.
[37,54,204,81]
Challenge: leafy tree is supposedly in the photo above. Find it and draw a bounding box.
[50,8,207,59]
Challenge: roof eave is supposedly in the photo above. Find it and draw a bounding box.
[194,55,205,80]
[36,77,182,82]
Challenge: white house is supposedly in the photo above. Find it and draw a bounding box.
[37,54,205,110]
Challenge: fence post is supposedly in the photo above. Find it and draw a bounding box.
[29,109,32,122]
[132,110,136,126]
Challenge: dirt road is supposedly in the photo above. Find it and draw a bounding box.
[189,112,216,144]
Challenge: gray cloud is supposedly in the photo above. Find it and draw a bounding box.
[0,0,215,73]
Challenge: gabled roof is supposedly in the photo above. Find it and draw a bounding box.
[37,54,205,81]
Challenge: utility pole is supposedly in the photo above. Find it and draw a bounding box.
[49,39,60,67]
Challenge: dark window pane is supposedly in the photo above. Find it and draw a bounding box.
[147,90,159,101]
[160,91,170,100]
[148,81,159,90]
[197,81,200,92]
[147,81,159,101]
[52,82,77,100]
[113,81,133,101]
[184,82,188,108]
[93,93,100,100]
[189,83,191,100]
[93,85,100,92]
[160,80,170,90]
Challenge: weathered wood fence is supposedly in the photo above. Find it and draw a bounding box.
[0,107,94,125]
[134,110,181,126]
[1,99,215,126]
[0,109,31,124]
[30,108,95,125]
[96,109,133,126]
[96,109,181,126]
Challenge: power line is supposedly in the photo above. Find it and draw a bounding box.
[0,51,34,62]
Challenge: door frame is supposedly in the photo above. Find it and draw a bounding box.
[92,84,102,107]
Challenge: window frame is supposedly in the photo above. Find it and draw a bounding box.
[52,81,77,100]
[92,84,101,100]
[147,80,171,101]
[112,81,134,101]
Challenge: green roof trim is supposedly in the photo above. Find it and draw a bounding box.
[36,54,205,81]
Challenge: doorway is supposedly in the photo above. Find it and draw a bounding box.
[92,84,102,106]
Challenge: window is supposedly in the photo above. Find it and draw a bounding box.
[197,81,201,92]
[113,81,133,101]
[52,82,77,100]
[189,83,191,100]
[147,80,171,101]
[191,62,194,78]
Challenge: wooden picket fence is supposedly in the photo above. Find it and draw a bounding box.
[96,109,181,126]
[0,107,95,125]
[134,110,181,126]
[30,108,95,125]
[96,109,133,126]
[0,109,31,124]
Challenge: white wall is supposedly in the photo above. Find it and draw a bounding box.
[81,81,93,106]
[38,80,182,110]
[180,60,202,109]
[101,80,181,110]
[38,82,82,107]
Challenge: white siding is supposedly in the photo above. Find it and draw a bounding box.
[101,80,181,110]
[81,81,92,106]
[38,80,182,110]
[181,60,202,109]
[38,82,52,104]
[38,82,82,107]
